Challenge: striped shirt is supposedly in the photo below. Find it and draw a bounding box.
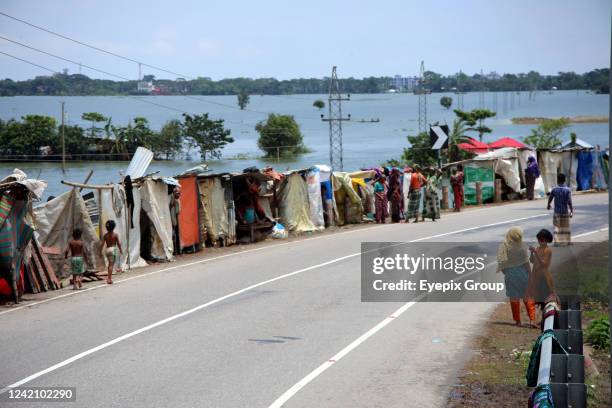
[550,185,572,215]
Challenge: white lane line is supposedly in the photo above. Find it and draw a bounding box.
[0,206,545,317]
[268,226,609,407]
[574,227,608,239]
[0,213,548,393]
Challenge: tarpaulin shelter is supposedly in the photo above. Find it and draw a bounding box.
[196,173,235,246]
[231,171,276,241]
[463,161,495,205]
[349,170,376,220]
[277,172,316,233]
[473,147,522,193]
[0,169,46,301]
[305,168,325,230]
[138,178,175,261]
[315,165,336,227]
[177,175,201,252]
[457,137,489,154]
[34,189,106,277]
[332,172,363,225]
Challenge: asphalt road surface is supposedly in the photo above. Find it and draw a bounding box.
[0,193,608,408]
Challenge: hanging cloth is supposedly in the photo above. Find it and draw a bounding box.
[526,329,568,387]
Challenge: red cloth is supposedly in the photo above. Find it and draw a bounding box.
[457,137,489,154]
[510,299,536,322]
[409,172,425,190]
[178,176,200,249]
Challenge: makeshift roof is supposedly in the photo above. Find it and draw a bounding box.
[559,138,593,149]
[472,147,519,161]
[457,137,489,154]
[488,137,529,149]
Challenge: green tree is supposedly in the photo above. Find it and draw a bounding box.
[523,117,570,149]
[157,119,184,159]
[440,96,453,109]
[447,119,472,162]
[59,124,88,154]
[256,114,307,157]
[400,132,438,167]
[453,108,496,141]
[182,113,233,160]
[237,89,250,110]
[313,99,325,109]
[0,115,57,155]
[81,112,108,137]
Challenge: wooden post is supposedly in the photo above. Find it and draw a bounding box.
[441,185,449,209]
[494,179,502,203]
[475,181,483,205]
[61,101,66,174]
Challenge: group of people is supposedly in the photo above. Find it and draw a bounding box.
[373,164,465,224]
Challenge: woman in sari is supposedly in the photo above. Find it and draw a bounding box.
[422,168,441,221]
[450,164,464,212]
[497,227,536,327]
[524,156,540,200]
[388,168,403,223]
[373,175,388,224]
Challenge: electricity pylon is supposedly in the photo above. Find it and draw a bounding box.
[321,66,350,171]
[417,60,427,134]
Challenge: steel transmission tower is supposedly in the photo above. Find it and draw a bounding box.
[321,66,350,171]
[417,61,427,134]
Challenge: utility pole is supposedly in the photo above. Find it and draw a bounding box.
[479,69,485,108]
[138,62,142,80]
[61,101,66,173]
[321,66,350,171]
[417,60,427,134]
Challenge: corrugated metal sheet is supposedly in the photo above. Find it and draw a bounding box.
[125,147,154,179]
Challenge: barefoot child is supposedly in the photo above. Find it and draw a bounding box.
[100,220,123,284]
[528,229,556,307]
[65,228,88,290]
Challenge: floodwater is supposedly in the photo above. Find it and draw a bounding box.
[0,90,608,198]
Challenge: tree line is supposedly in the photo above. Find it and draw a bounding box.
[0,111,307,161]
[0,68,608,96]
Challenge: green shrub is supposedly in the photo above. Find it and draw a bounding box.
[585,317,610,349]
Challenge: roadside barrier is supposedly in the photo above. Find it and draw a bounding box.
[528,297,586,408]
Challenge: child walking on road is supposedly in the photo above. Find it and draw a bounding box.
[100,220,123,284]
[528,229,556,306]
[65,228,88,290]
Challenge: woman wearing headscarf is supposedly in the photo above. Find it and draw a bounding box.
[388,168,403,223]
[497,227,536,327]
[422,168,442,221]
[524,156,540,200]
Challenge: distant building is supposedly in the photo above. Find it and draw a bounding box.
[388,75,418,92]
[486,71,501,80]
[137,81,154,93]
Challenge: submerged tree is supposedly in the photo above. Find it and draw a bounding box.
[440,96,453,109]
[523,117,570,149]
[237,90,250,110]
[256,113,307,157]
[182,113,233,160]
[313,99,325,109]
[400,132,438,167]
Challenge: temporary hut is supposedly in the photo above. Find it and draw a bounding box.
[176,175,201,253]
[348,170,376,220]
[315,165,336,227]
[138,178,175,261]
[277,171,316,233]
[332,172,363,225]
[196,173,235,246]
[0,170,46,302]
[305,167,325,230]
[231,171,276,241]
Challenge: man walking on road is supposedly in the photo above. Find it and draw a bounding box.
[547,173,573,246]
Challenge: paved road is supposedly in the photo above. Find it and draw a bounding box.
[0,193,608,407]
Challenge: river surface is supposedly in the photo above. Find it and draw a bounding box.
[0,90,608,198]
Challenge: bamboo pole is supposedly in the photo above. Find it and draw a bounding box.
[61,180,114,189]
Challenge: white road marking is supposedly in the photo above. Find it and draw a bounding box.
[268,226,609,407]
[0,213,551,393]
[0,204,544,317]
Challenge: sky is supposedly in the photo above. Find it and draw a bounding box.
[0,0,610,81]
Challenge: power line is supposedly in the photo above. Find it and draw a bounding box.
[0,11,191,80]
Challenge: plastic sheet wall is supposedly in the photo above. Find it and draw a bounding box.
[139,179,174,261]
[178,176,200,250]
[306,168,324,230]
[278,173,315,232]
[464,162,494,205]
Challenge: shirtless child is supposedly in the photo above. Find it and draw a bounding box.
[100,220,123,284]
[528,229,556,310]
[65,228,88,290]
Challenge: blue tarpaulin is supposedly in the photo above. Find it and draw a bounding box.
[576,151,593,191]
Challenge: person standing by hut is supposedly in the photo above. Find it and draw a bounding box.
[406,165,426,223]
[373,175,388,224]
[524,156,540,200]
[547,173,573,246]
[422,168,442,221]
[388,168,403,223]
[169,186,181,255]
[497,227,536,327]
[450,164,464,212]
